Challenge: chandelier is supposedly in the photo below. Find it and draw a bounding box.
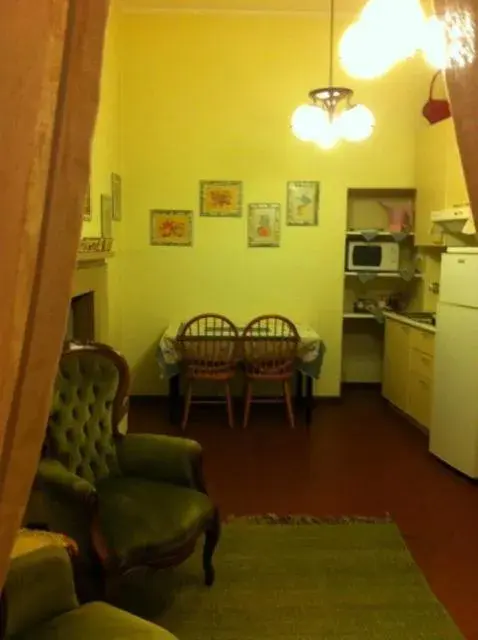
[290,0,374,149]
[339,0,476,79]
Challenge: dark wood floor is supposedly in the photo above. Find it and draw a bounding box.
[130,388,478,640]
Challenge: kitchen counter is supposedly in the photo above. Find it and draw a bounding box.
[383,311,436,334]
[382,312,436,431]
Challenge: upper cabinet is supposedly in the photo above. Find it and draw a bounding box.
[414,75,469,247]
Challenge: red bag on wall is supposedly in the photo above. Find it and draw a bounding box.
[422,71,451,124]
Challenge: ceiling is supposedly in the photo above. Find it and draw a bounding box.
[118,0,366,14]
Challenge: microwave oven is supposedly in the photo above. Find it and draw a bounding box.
[346,241,400,272]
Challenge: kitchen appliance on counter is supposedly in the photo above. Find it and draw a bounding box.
[430,248,478,478]
[346,240,400,272]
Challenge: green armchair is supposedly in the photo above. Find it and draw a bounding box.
[28,341,220,593]
[1,546,177,639]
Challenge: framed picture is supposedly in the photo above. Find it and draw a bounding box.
[248,203,280,247]
[100,194,113,238]
[111,173,122,221]
[200,180,242,217]
[150,209,193,247]
[286,180,320,226]
[82,183,91,221]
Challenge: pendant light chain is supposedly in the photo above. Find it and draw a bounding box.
[290,0,375,147]
[328,0,335,87]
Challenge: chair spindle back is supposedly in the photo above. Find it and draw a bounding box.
[242,315,299,378]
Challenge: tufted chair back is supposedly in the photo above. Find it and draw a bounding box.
[43,342,130,486]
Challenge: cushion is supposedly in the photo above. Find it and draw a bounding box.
[97,477,213,567]
[45,350,121,484]
[5,547,78,637]
[14,602,177,640]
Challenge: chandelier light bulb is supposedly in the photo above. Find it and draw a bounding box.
[444,9,476,69]
[361,0,425,35]
[340,0,475,77]
[421,10,476,70]
[340,0,427,79]
[313,117,340,149]
[291,104,328,142]
[422,15,448,69]
[339,104,375,142]
[359,0,391,22]
[340,22,397,79]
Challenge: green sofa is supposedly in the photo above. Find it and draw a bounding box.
[26,341,220,599]
[2,546,177,639]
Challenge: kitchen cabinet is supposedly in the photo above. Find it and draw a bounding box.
[408,345,434,429]
[408,372,433,428]
[382,319,411,413]
[414,114,469,247]
[382,317,435,430]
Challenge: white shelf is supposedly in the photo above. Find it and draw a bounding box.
[345,271,422,278]
[343,312,377,319]
[346,231,414,237]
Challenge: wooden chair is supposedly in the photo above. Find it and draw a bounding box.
[242,315,300,429]
[176,314,239,430]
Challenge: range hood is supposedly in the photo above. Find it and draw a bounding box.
[431,205,476,236]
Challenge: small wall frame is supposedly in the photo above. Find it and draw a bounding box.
[200,180,243,217]
[248,203,280,247]
[111,172,122,221]
[100,193,113,237]
[286,180,319,226]
[150,209,193,246]
[82,183,91,221]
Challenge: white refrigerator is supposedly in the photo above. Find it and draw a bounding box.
[430,248,478,478]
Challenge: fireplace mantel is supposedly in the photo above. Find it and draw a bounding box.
[77,250,114,266]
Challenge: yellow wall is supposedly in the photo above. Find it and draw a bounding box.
[118,12,428,396]
[410,71,451,314]
[82,1,124,350]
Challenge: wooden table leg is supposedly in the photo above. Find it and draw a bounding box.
[305,376,314,426]
[169,374,181,426]
[295,371,303,409]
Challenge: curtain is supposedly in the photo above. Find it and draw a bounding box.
[434,0,478,226]
[0,0,109,592]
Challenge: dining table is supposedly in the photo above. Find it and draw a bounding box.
[156,319,326,426]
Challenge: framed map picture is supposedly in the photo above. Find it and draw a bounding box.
[150,210,193,247]
[111,172,122,221]
[100,194,113,238]
[286,180,320,226]
[83,183,91,221]
[200,180,242,217]
[248,203,280,248]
